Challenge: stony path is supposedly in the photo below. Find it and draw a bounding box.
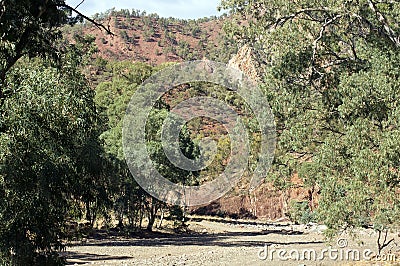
[62,220,399,266]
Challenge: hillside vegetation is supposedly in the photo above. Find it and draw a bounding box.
[63,9,237,65]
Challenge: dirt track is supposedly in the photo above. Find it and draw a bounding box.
[62,219,400,266]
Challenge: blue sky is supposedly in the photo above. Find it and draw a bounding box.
[66,0,223,19]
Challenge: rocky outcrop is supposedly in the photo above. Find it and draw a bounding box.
[227,44,260,82]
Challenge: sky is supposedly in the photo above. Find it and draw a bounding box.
[66,0,223,19]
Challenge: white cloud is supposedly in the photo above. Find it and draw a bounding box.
[66,0,222,19]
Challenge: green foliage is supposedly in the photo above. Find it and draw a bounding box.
[0,2,115,262]
[176,40,191,59]
[95,61,153,158]
[222,0,400,240]
[0,50,101,263]
[145,107,200,186]
[205,33,238,63]
[288,200,315,225]
[143,25,155,42]
[94,61,202,231]
[0,0,83,84]
[191,26,201,38]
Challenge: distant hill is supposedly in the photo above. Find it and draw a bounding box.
[63,9,237,65]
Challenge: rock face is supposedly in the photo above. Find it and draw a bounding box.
[227,44,260,82]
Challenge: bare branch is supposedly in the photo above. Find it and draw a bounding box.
[54,3,114,35]
[0,1,6,21]
[273,7,334,28]
[312,14,342,63]
[74,0,85,10]
[367,0,400,46]
[377,229,395,255]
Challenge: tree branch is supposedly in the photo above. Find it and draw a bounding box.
[367,0,400,46]
[0,1,6,21]
[273,7,334,28]
[312,14,342,63]
[74,0,85,10]
[377,228,395,255]
[54,3,114,35]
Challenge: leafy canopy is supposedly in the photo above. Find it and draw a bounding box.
[220,0,400,240]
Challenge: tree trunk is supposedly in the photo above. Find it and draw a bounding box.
[146,215,155,231]
[146,198,160,231]
[157,208,164,229]
[139,202,144,229]
[85,200,92,223]
[146,202,156,231]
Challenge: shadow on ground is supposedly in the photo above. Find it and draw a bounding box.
[61,252,133,265]
[65,229,321,249]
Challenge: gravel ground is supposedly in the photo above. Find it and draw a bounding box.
[62,219,400,266]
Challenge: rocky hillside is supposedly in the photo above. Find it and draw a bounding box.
[64,10,236,65]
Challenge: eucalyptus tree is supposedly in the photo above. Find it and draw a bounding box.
[0,46,103,264]
[95,61,200,231]
[220,0,400,248]
[0,1,113,263]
